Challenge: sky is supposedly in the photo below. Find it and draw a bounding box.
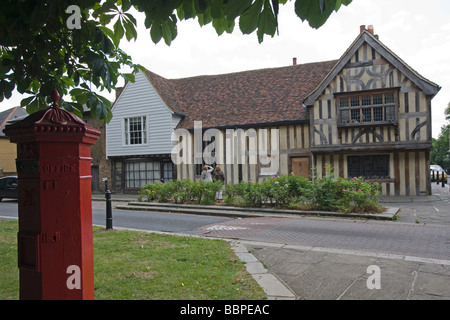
[1,0,450,138]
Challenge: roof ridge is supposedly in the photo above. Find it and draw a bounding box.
[164,59,340,82]
[0,106,19,131]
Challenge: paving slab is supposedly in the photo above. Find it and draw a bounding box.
[244,242,450,300]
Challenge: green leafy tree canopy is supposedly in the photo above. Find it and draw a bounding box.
[432,101,450,169]
[0,0,352,123]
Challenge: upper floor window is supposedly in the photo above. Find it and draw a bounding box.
[124,116,147,145]
[338,90,397,127]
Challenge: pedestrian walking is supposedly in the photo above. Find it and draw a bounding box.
[201,165,214,183]
[212,165,225,200]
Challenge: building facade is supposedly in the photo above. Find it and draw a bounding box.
[0,106,28,176]
[303,27,440,196]
[106,26,440,196]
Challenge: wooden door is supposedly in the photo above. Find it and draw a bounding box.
[291,157,310,178]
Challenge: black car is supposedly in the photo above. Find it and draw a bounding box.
[0,176,18,201]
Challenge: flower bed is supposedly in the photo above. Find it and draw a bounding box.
[138,171,385,214]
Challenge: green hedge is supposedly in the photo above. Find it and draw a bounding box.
[223,173,383,213]
[138,172,384,214]
[139,179,223,205]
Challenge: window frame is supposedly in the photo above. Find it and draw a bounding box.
[336,89,399,127]
[347,154,390,180]
[123,116,148,146]
[124,161,160,189]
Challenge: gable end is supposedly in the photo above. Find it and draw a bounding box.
[303,31,440,106]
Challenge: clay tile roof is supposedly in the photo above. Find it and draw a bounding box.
[145,60,338,130]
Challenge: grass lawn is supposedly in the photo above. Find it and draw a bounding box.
[0,220,266,300]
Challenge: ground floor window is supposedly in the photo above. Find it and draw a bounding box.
[162,162,173,182]
[347,154,389,179]
[125,161,160,188]
[115,160,174,189]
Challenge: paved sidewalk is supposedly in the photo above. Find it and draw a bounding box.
[241,240,450,300]
[383,183,450,225]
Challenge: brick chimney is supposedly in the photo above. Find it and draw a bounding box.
[360,25,366,34]
[293,57,297,66]
[368,25,374,35]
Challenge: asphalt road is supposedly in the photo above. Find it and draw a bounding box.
[194,216,450,262]
[0,200,231,234]
[1,198,449,262]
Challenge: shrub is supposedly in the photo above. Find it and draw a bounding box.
[138,169,384,214]
[138,179,223,205]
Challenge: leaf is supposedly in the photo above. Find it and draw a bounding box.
[161,17,178,46]
[272,0,279,16]
[61,101,84,119]
[195,0,208,14]
[239,0,263,35]
[20,96,35,107]
[83,91,111,122]
[197,10,213,26]
[99,14,115,26]
[1,80,14,99]
[295,0,339,29]
[294,0,313,22]
[99,26,116,46]
[180,0,196,20]
[150,22,162,44]
[121,0,132,12]
[94,99,110,120]
[211,0,224,19]
[224,0,253,20]
[124,12,137,25]
[123,17,137,41]
[113,18,124,45]
[123,73,135,83]
[335,0,352,11]
[26,96,44,114]
[93,0,117,17]
[257,1,277,43]
[95,28,113,53]
[212,18,235,36]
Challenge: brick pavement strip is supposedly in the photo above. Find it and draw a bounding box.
[197,217,450,262]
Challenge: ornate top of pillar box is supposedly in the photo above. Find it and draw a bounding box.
[3,91,101,145]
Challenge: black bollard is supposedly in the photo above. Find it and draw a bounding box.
[437,171,440,185]
[103,178,113,230]
[106,190,113,229]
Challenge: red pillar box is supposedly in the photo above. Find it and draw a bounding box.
[3,93,101,300]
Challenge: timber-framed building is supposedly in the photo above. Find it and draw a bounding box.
[106,26,440,196]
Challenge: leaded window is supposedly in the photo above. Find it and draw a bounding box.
[347,155,390,179]
[125,161,161,188]
[339,91,397,126]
